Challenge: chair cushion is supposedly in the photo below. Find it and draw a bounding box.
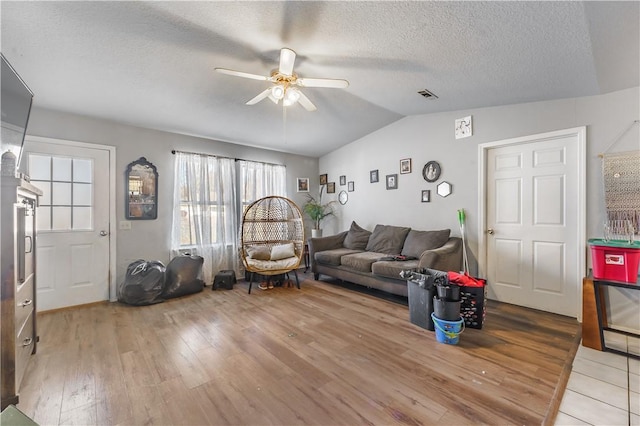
[341,251,387,273]
[372,259,420,280]
[246,256,299,271]
[247,246,271,261]
[315,248,362,266]
[401,229,451,258]
[271,243,295,260]
[343,221,371,250]
[365,225,411,255]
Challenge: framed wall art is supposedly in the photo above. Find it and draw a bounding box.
[327,182,336,193]
[370,169,379,183]
[386,174,398,190]
[297,177,309,192]
[339,175,346,186]
[422,161,441,183]
[348,181,355,192]
[421,190,431,203]
[400,158,412,174]
[319,174,328,185]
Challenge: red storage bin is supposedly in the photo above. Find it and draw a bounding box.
[589,239,640,283]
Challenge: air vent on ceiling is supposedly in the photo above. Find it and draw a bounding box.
[418,89,438,100]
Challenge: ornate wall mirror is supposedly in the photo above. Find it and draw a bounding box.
[126,157,158,220]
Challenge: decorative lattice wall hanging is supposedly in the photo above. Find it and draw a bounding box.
[602,150,640,235]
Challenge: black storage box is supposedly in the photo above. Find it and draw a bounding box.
[213,270,236,290]
[460,284,487,329]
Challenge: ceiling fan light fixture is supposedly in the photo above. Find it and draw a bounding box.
[283,88,300,106]
[271,84,285,100]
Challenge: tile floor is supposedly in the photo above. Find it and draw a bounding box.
[555,332,640,426]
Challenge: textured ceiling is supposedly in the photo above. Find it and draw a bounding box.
[1,1,638,157]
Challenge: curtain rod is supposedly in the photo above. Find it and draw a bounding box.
[171,149,284,167]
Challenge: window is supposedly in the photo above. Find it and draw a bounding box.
[29,154,93,231]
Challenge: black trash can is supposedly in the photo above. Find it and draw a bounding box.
[403,269,449,331]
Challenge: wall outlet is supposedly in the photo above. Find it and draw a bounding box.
[119,221,132,230]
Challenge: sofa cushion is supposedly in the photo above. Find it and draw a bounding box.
[343,221,371,250]
[372,259,420,280]
[341,251,387,273]
[365,225,411,255]
[315,248,362,266]
[401,229,451,258]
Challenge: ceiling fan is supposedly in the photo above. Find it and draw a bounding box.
[215,48,349,112]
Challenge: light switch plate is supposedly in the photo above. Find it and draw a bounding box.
[119,221,132,230]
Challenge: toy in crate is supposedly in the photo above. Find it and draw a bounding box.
[448,272,487,329]
[588,238,640,284]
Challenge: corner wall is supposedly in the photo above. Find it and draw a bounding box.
[25,107,319,287]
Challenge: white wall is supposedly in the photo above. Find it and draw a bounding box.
[319,86,639,326]
[25,107,319,286]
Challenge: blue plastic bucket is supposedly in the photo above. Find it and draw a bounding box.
[431,313,464,345]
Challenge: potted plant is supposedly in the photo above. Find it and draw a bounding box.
[303,184,335,238]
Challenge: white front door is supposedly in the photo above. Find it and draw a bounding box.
[24,137,113,311]
[480,127,586,317]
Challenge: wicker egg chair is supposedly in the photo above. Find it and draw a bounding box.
[241,196,305,294]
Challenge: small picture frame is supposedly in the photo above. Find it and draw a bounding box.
[370,170,379,183]
[319,174,328,185]
[327,182,335,193]
[386,174,398,190]
[348,181,355,192]
[400,158,412,174]
[297,177,309,192]
[421,190,431,203]
[339,175,346,186]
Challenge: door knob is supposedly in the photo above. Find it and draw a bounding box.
[99,230,108,236]
[487,228,494,235]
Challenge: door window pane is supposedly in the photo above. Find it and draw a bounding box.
[29,155,51,180]
[52,182,72,205]
[73,159,92,183]
[31,181,51,205]
[52,157,72,181]
[73,183,91,206]
[52,207,71,230]
[72,207,92,230]
[37,206,51,231]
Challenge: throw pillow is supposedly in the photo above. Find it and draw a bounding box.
[270,243,296,260]
[343,221,371,250]
[247,246,271,261]
[365,225,411,254]
[401,229,451,258]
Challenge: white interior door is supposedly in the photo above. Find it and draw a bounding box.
[481,128,586,317]
[24,138,112,311]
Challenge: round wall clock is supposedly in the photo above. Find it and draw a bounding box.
[338,190,348,205]
[422,161,441,183]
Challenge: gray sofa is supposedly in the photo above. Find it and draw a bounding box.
[309,222,462,297]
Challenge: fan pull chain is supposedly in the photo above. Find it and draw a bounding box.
[282,102,287,146]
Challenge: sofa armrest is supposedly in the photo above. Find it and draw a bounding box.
[418,237,463,272]
[308,231,348,271]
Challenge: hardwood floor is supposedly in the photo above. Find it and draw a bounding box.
[16,277,580,425]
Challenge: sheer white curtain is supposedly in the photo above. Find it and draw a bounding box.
[171,152,240,283]
[237,160,287,205]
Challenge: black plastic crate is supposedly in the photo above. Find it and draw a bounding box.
[460,284,486,329]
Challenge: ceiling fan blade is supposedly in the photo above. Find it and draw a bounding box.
[279,48,296,76]
[296,91,317,112]
[246,88,272,105]
[297,77,349,88]
[215,68,268,81]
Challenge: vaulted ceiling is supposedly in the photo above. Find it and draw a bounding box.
[2,1,638,157]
